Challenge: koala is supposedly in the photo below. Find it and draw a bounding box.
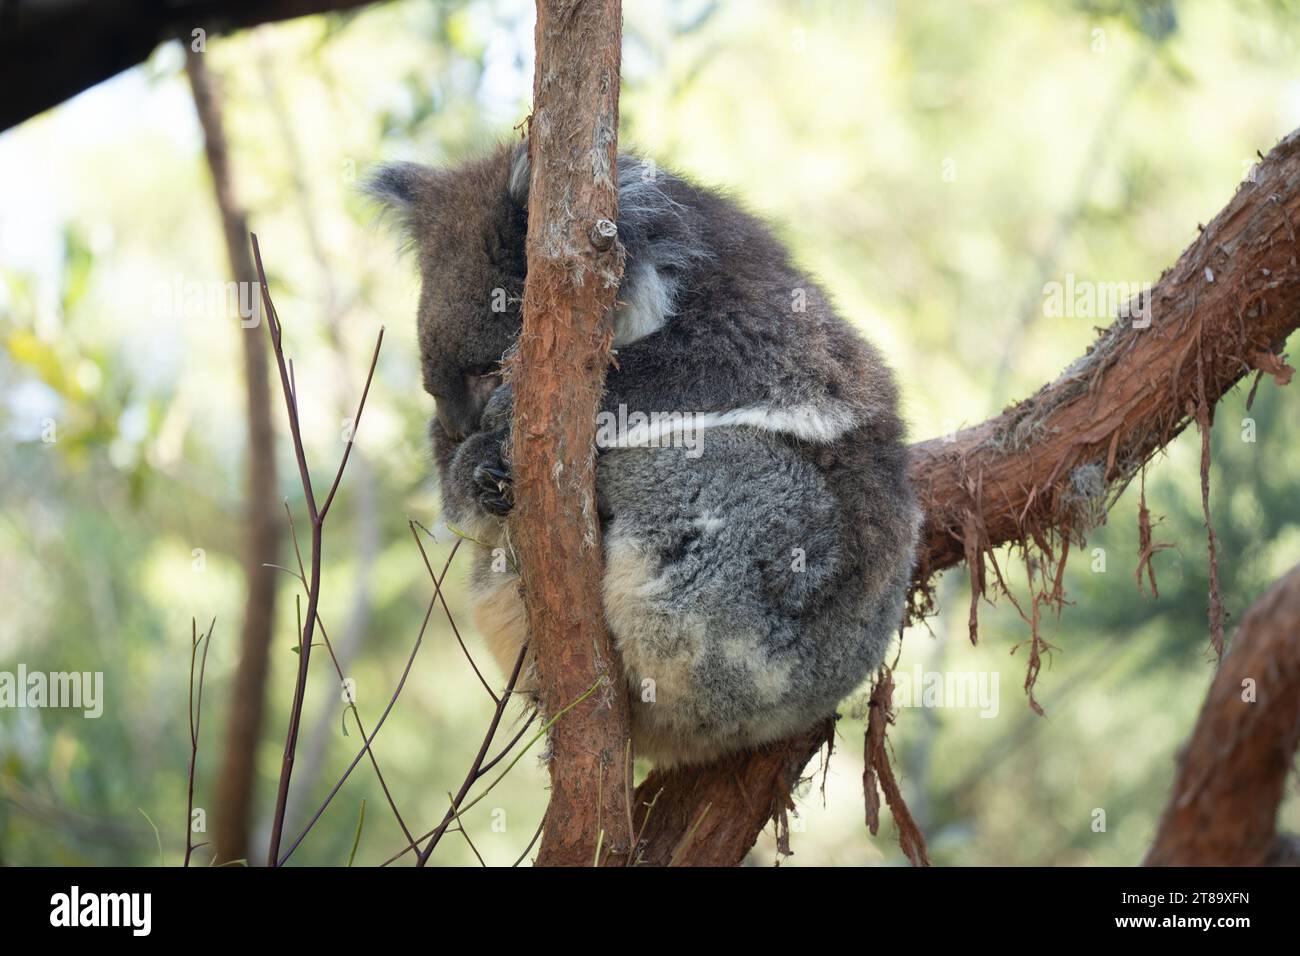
[369,142,920,767]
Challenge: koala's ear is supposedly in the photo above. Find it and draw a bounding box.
[364,161,439,237]
[506,140,530,207]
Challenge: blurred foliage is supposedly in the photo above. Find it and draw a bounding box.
[1,0,1298,866]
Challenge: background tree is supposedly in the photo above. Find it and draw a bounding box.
[183,43,282,868]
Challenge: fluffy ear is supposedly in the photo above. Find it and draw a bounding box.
[506,140,530,206]
[364,161,438,238]
[364,161,426,209]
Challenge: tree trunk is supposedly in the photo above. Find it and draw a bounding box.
[184,46,281,867]
[512,0,632,867]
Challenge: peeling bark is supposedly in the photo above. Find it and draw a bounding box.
[911,127,1300,584]
[633,722,834,867]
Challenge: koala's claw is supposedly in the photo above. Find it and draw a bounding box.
[473,461,513,516]
[483,495,512,516]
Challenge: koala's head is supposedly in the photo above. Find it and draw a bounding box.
[367,143,530,441]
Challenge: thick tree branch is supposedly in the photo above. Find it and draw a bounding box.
[636,126,1300,867]
[0,0,379,133]
[512,0,631,867]
[632,722,834,867]
[911,128,1300,583]
[1145,562,1300,866]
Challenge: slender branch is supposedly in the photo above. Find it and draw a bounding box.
[250,233,385,866]
[512,817,545,867]
[447,794,487,867]
[409,521,498,704]
[275,544,449,866]
[376,677,602,867]
[346,800,366,867]
[184,617,216,868]
[258,35,383,836]
[415,639,530,866]
[276,502,416,852]
[320,334,383,522]
[477,712,538,777]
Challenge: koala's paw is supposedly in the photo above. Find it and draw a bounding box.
[472,453,513,517]
[447,427,513,520]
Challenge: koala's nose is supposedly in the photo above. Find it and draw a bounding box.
[434,401,468,442]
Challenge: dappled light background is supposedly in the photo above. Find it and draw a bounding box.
[2,0,1299,865]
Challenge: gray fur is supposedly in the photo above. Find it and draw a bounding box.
[371,142,920,767]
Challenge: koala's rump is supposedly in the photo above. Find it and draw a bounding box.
[598,427,900,766]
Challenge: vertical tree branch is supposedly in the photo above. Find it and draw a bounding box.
[512,0,631,866]
[184,43,281,866]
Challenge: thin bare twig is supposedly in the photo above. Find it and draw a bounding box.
[376,676,600,867]
[275,543,457,866]
[415,639,531,867]
[512,817,545,867]
[409,520,498,703]
[276,501,416,853]
[447,794,487,867]
[250,232,384,866]
[183,616,215,868]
